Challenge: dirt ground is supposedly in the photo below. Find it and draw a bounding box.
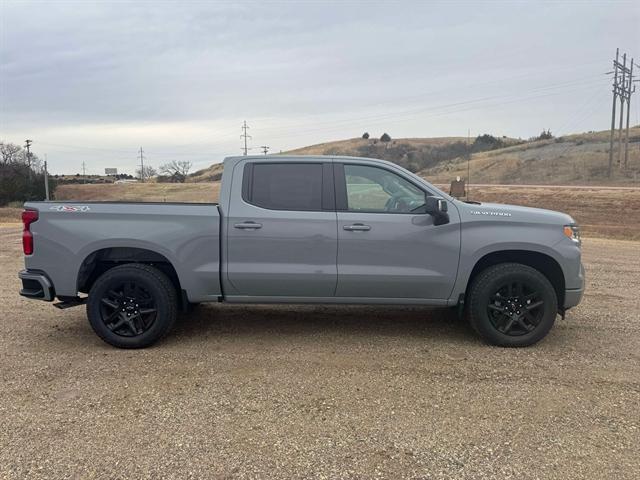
[0,225,639,479]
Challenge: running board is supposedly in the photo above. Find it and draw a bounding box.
[54,297,87,309]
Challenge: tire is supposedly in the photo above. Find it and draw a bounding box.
[86,264,177,348]
[467,263,558,347]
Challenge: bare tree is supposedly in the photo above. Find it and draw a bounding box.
[159,161,192,183]
[135,164,157,181]
[0,142,24,165]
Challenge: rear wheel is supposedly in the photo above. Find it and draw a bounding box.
[87,264,177,348]
[467,263,557,347]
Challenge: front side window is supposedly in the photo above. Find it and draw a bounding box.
[245,163,323,211]
[344,164,426,213]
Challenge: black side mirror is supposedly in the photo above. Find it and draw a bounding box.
[425,196,450,225]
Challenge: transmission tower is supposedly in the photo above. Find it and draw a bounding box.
[240,121,252,155]
[260,145,270,155]
[138,147,145,182]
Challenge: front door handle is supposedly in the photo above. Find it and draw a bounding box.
[343,223,371,231]
[234,221,263,229]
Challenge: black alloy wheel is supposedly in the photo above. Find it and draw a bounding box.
[87,264,177,348]
[487,280,545,336]
[99,281,157,337]
[467,263,558,347]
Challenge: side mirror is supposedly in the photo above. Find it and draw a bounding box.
[425,196,450,225]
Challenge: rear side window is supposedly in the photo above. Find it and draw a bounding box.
[243,163,323,211]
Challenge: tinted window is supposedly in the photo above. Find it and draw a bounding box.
[247,163,323,211]
[344,164,425,213]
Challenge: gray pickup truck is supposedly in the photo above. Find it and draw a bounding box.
[19,155,584,348]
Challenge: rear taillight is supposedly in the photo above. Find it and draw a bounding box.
[22,209,38,255]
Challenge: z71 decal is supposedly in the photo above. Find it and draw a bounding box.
[49,205,91,212]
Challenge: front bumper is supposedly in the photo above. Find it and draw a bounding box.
[19,270,55,302]
[564,263,585,309]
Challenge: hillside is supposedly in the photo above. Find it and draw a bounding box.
[421,126,640,185]
[286,136,471,155]
[188,163,224,183]
[180,127,639,186]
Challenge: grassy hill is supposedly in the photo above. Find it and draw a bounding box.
[188,163,224,183]
[421,127,640,185]
[189,127,640,186]
[286,136,471,155]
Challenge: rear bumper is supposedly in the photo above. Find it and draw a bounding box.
[564,263,585,309]
[19,270,55,302]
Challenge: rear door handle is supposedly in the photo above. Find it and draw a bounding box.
[343,224,371,231]
[234,221,263,229]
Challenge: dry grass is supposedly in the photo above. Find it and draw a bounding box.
[0,207,23,224]
[55,182,220,203]
[189,163,224,183]
[422,126,640,185]
[286,136,472,155]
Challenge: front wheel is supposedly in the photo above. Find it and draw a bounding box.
[467,263,558,347]
[87,264,177,348]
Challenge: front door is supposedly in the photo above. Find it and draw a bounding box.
[334,162,460,300]
[226,160,337,298]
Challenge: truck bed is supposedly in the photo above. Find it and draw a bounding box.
[23,201,222,302]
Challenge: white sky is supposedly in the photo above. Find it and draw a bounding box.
[1,0,639,175]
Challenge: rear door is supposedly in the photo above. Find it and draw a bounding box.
[334,162,460,300]
[225,160,338,298]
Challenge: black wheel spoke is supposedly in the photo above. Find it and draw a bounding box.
[99,279,157,338]
[487,279,546,337]
[525,300,544,311]
[516,317,535,332]
[500,317,515,333]
[104,310,120,323]
[101,298,119,309]
[107,316,127,331]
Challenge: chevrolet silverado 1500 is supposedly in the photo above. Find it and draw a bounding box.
[19,155,585,348]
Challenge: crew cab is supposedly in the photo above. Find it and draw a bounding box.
[19,155,585,348]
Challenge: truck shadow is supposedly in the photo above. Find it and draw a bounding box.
[169,303,477,346]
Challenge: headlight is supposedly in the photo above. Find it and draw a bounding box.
[563,224,581,245]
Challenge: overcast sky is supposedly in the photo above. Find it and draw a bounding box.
[1,0,639,175]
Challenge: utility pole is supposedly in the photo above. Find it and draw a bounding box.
[260,145,270,155]
[609,48,635,175]
[138,147,145,182]
[617,53,627,166]
[467,128,471,200]
[44,154,50,201]
[624,59,636,169]
[240,121,251,155]
[82,161,86,184]
[608,48,619,177]
[24,139,33,180]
